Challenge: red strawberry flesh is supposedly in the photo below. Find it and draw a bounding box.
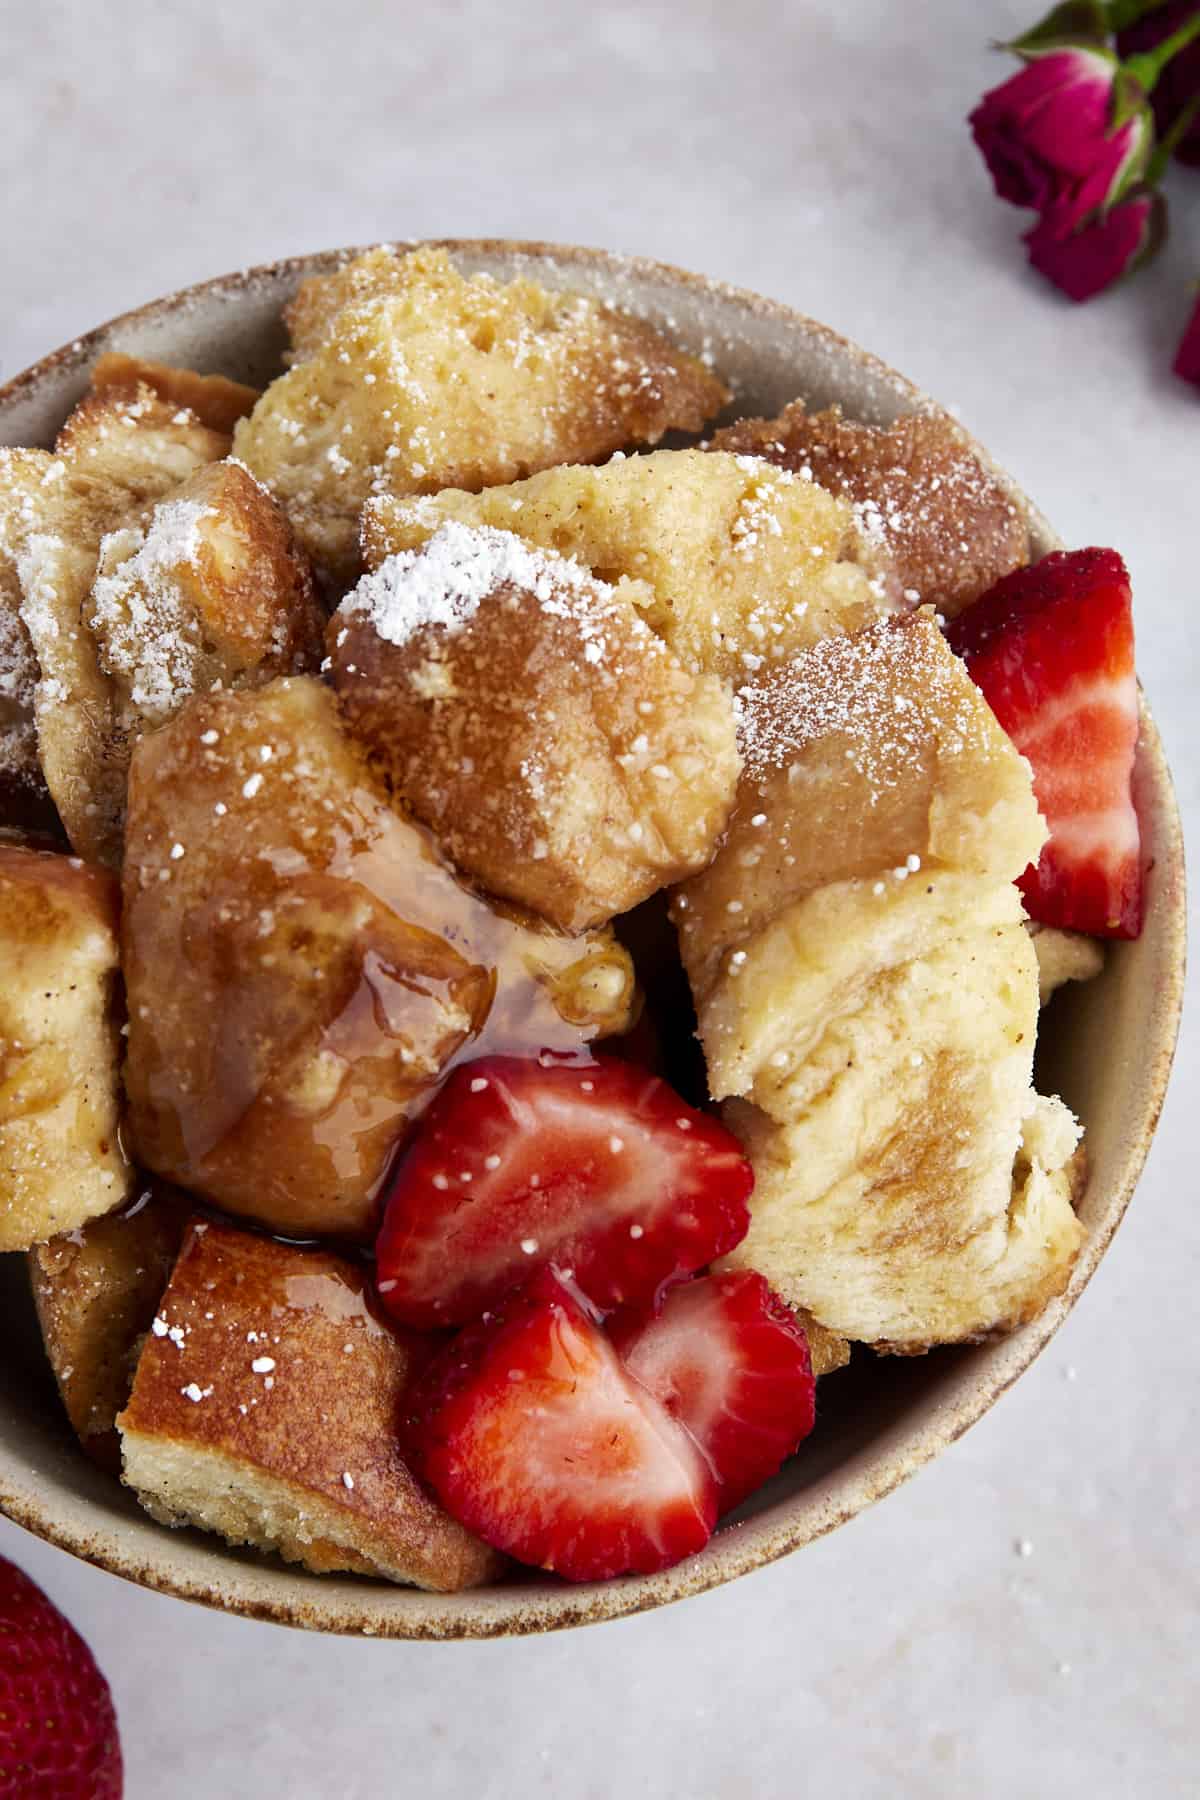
[946,546,1141,937]
[375,1054,753,1328]
[611,1271,816,1514]
[0,1554,122,1797]
[407,1270,717,1580]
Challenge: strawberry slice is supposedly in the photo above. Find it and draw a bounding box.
[407,1270,718,1580]
[946,547,1141,937]
[374,1054,753,1328]
[610,1272,816,1515]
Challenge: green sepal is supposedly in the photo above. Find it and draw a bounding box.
[1004,2,1113,52]
[1110,63,1150,127]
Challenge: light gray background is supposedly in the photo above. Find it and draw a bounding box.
[2,3,1196,1796]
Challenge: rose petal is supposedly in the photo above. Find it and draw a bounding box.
[1025,193,1158,303]
[969,48,1147,230]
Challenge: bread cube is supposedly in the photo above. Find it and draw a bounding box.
[0,844,132,1250]
[28,1180,190,1468]
[711,399,1030,617]
[0,378,237,863]
[234,246,730,579]
[0,366,323,865]
[118,1220,502,1591]
[329,521,740,930]
[88,458,325,726]
[88,352,258,436]
[676,608,1048,1004]
[674,614,1084,1351]
[363,448,889,683]
[122,677,635,1240]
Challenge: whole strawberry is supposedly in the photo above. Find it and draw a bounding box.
[0,1555,122,1797]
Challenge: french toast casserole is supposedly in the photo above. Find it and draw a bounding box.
[0,248,1141,1587]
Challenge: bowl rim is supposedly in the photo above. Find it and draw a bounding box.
[0,238,1187,1639]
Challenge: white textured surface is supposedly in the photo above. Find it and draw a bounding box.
[1,2,1195,1796]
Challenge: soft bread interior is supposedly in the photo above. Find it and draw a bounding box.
[0,845,132,1249]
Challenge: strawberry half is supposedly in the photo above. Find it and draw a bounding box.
[610,1272,816,1515]
[407,1270,718,1580]
[0,1554,122,1796]
[375,1054,753,1328]
[946,547,1142,937]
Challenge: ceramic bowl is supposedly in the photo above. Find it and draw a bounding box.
[0,242,1185,1638]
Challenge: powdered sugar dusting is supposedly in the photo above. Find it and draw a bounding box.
[89,498,214,721]
[342,520,629,652]
[736,616,987,796]
[0,599,41,779]
[344,520,611,644]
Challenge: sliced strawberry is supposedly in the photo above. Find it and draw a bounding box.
[610,1271,816,1515]
[407,1270,717,1580]
[946,547,1141,937]
[374,1054,753,1328]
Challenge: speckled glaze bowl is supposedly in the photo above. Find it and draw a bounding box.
[0,243,1186,1638]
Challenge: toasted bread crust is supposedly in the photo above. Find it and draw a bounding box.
[797,1311,851,1377]
[87,458,325,726]
[28,1181,190,1468]
[329,524,741,931]
[236,246,730,579]
[89,353,259,435]
[676,611,1046,1004]
[711,400,1030,617]
[118,1220,502,1591]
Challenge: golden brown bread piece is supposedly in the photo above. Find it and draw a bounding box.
[711,399,1030,617]
[122,676,635,1240]
[329,520,741,931]
[234,246,730,580]
[118,1220,502,1591]
[0,386,234,863]
[674,613,1084,1352]
[363,448,892,684]
[52,385,231,486]
[88,353,259,435]
[28,1181,191,1469]
[676,613,1048,1005]
[86,458,325,727]
[0,544,54,832]
[0,844,133,1250]
[0,363,317,865]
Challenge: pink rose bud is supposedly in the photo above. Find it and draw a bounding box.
[970,48,1149,228]
[1174,293,1200,388]
[1024,190,1163,302]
